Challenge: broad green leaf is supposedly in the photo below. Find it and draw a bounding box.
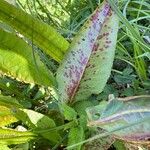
[87,95,150,144]
[15,109,61,145]
[68,126,84,150]
[60,103,77,121]
[0,128,36,145]
[0,0,69,62]
[0,29,56,86]
[56,1,119,103]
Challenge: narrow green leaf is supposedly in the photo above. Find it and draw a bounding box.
[0,29,56,86]
[107,0,147,47]
[0,0,69,62]
[87,95,150,144]
[57,0,119,103]
[0,95,22,108]
[0,128,36,145]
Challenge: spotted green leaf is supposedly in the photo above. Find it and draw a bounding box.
[87,95,150,144]
[0,0,69,62]
[57,0,119,103]
[0,29,56,86]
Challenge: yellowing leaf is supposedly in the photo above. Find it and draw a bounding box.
[0,29,56,87]
[0,128,36,145]
[0,115,18,127]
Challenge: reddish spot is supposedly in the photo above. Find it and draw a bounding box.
[90,9,100,22]
[108,11,112,16]
[67,83,76,98]
[93,22,97,29]
[78,49,82,52]
[91,64,95,68]
[103,33,109,37]
[97,35,103,40]
[79,55,88,66]
[90,39,94,43]
[79,67,83,73]
[70,65,74,70]
[69,70,72,78]
[104,45,109,48]
[71,79,77,84]
[75,70,81,79]
[64,72,69,78]
[102,4,110,16]
[87,78,91,80]
[99,48,103,51]
[106,41,111,44]
[86,64,91,68]
[93,43,99,51]
[71,51,76,56]
[93,71,96,74]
